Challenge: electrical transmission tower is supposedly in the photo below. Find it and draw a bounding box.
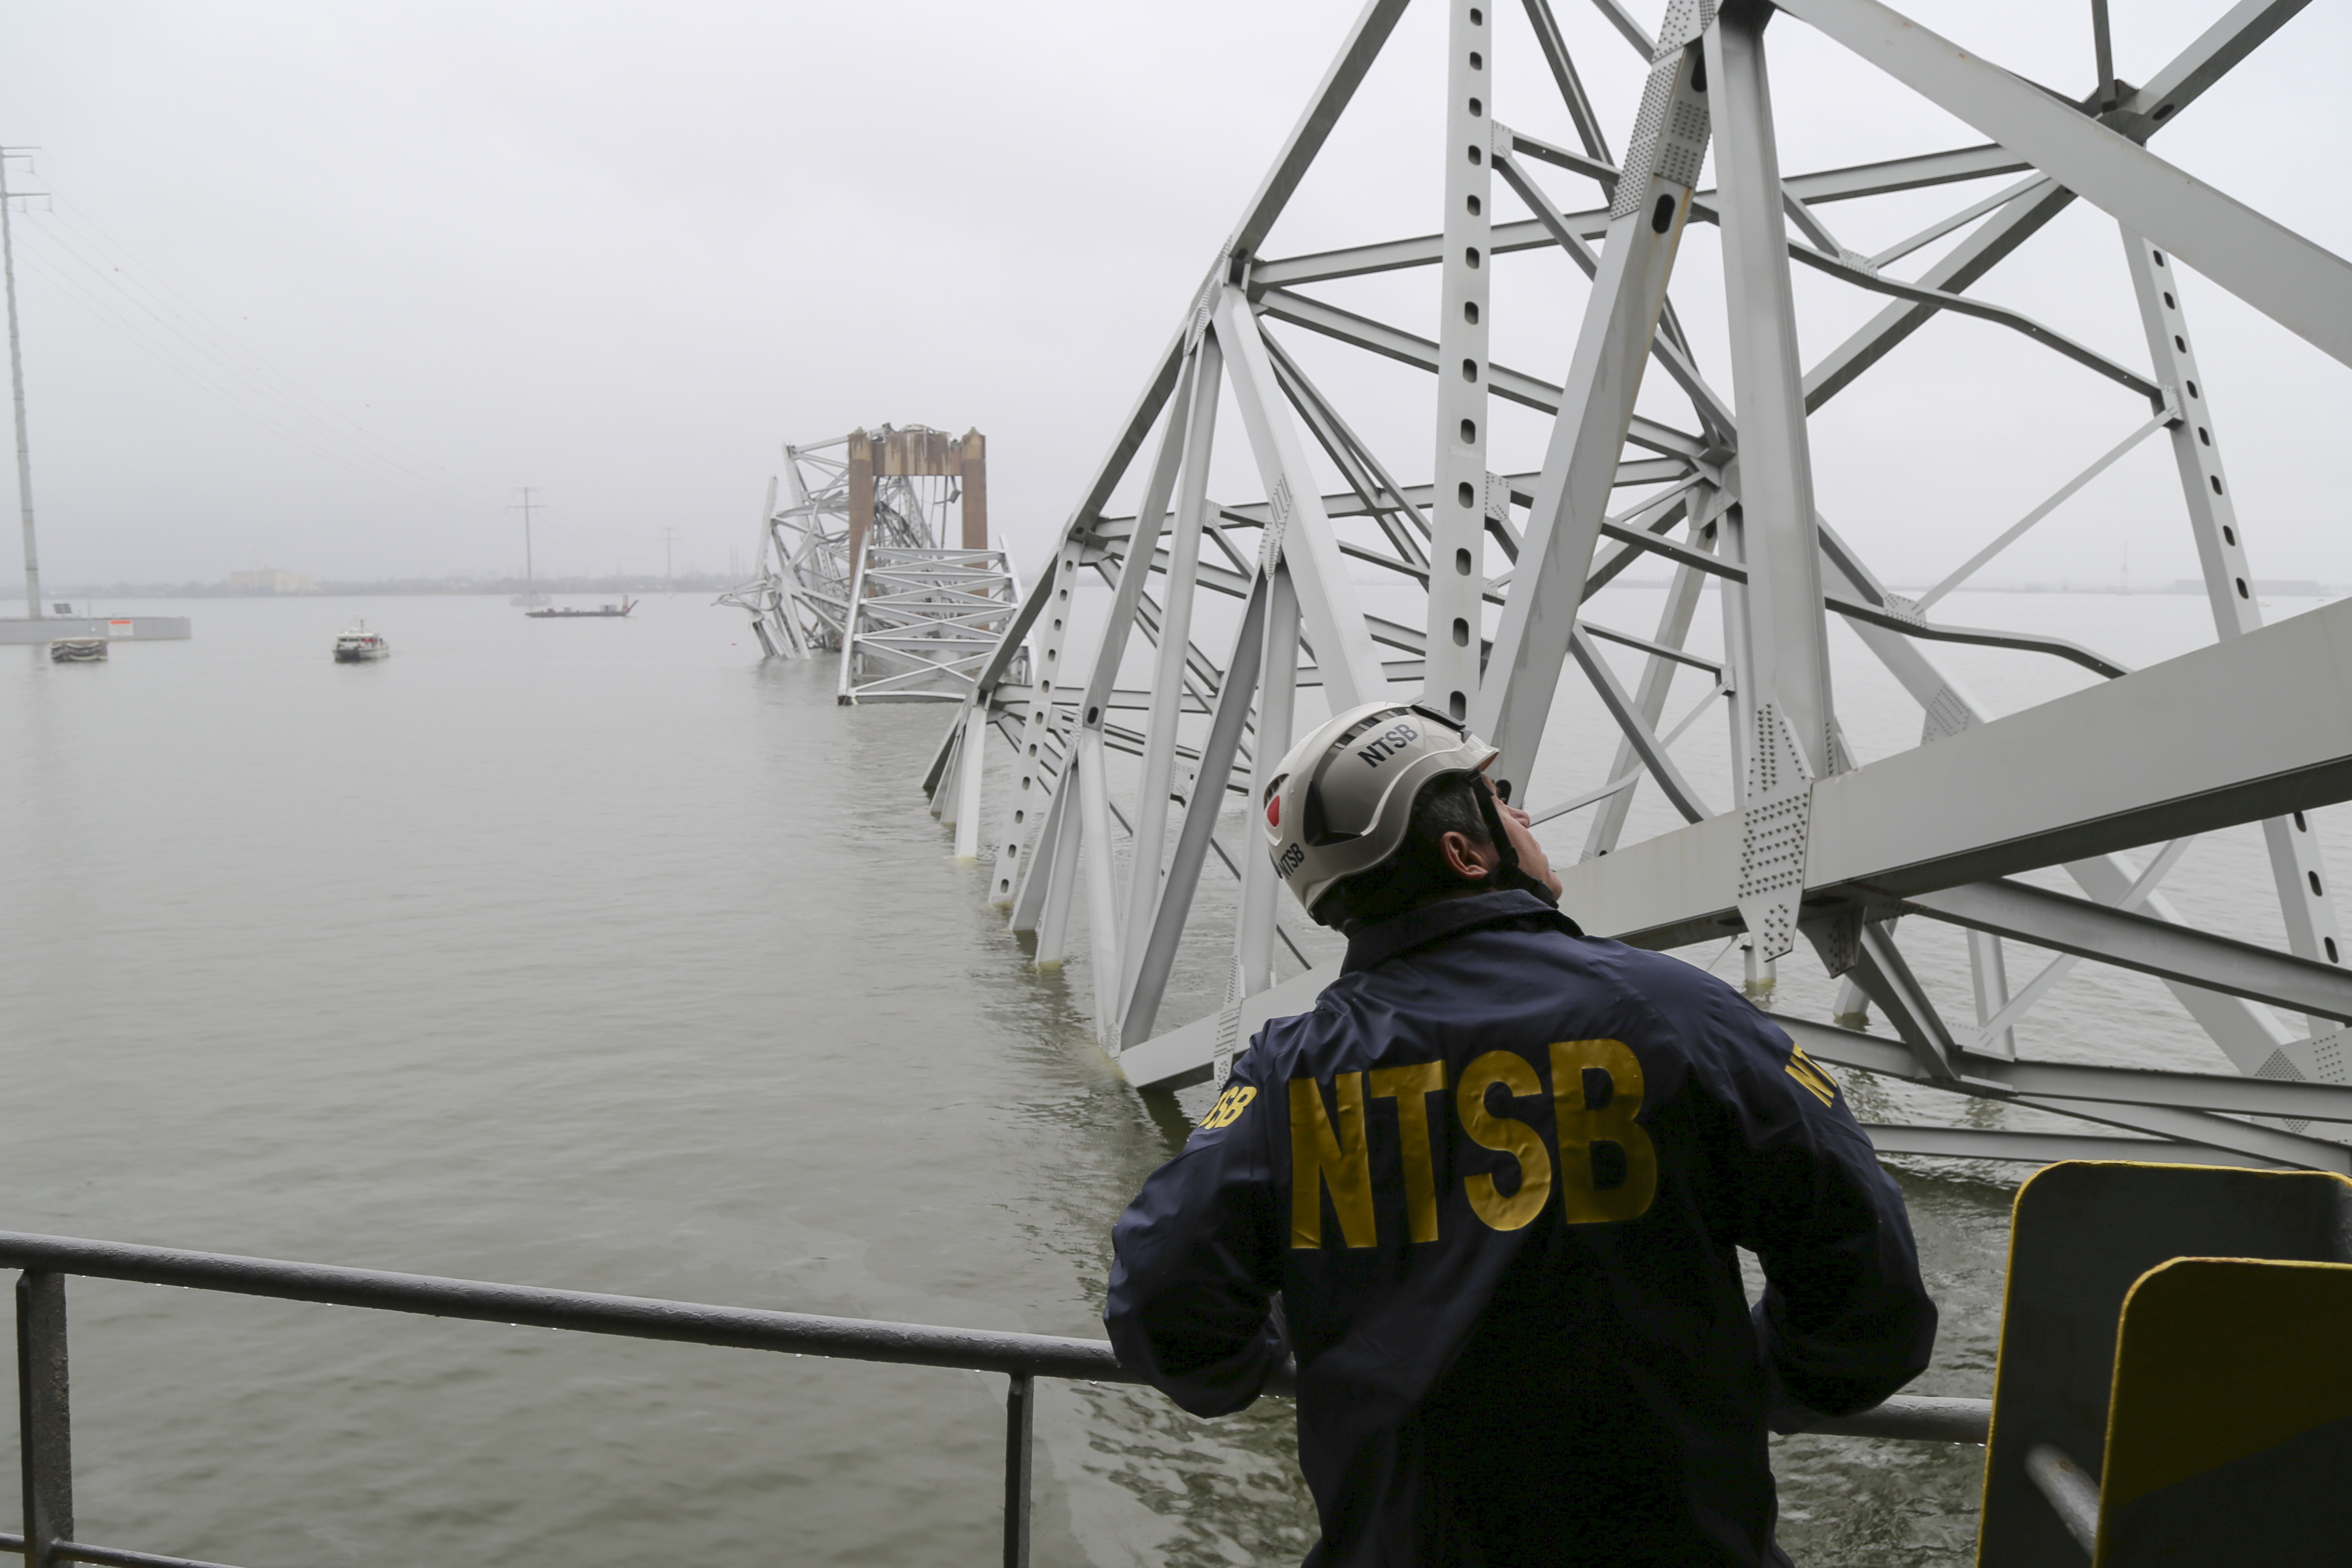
[509,487,547,607]
[2,147,49,620]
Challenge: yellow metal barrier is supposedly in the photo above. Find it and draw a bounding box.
[1974,1162,2352,1565]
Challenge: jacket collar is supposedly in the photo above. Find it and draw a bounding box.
[1340,888,1583,975]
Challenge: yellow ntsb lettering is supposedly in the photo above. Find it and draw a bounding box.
[1291,1074,1377,1249]
[1369,1060,1446,1243]
[1457,1051,1553,1231]
[1785,1045,1839,1107]
[1549,1039,1658,1225]
[1198,1084,1257,1129]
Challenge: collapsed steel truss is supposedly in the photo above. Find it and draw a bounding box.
[724,425,1021,703]
[933,0,2352,1171]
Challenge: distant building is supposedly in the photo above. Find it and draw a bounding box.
[228,569,317,594]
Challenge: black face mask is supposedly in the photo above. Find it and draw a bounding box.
[1474,775,1560,908]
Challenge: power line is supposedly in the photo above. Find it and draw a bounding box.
[4,147,49,617]
[31,218,477,506]
[7,152,486,512]
[31,151,475,496]
[13,244,486,513]
[20,226,479,508]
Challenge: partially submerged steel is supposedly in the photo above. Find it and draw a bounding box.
[721,425,1019,704]
[935,0,2352,1171]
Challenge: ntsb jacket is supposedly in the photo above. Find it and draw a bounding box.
[1105,889,1935,1567]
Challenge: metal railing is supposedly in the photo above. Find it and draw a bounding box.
[0,1231,1990,1568]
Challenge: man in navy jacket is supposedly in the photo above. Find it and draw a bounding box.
[1105,702,1935,1566]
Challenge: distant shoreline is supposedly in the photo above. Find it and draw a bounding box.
[26,575,2343,601]
[39,574,743,600]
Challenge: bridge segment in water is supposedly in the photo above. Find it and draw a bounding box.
[929,0,2352,1170]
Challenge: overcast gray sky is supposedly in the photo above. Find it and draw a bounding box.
[3,0,2346,592]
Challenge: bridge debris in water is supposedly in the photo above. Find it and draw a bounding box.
[898,1,2352,1177]
[722,424,1022,706]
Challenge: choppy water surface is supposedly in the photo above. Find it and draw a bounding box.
[1,590,2342,1566]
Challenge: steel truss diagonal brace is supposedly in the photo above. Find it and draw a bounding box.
[1476,24,1714,796]
[2118,224,2345,1043]
[1491,127,1736,438]
[1117,334,1227,1024]
[1568,626,1709,823]
[1122,572,1271,1049]
[1816,520,2303,1080]
[1214,285,1386,708]
[1227,0,1414,259]
[1557,596,2352,953]
[1710,7,1835,784]
[1775,1014,2352,1173]
[1897,879,2352,1024]
[1797,2,2307,416]
[912,0,2351,1198]
[1845,921,1957,1080]
[1776,0,2352,369]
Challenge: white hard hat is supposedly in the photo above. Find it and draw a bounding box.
[1262,701,1501,922]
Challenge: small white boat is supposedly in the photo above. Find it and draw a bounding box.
[333,621,390,662]
[49,638,106,663]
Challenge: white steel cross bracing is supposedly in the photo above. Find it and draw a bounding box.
[722,426,1022,706]
[922,0,2352,1172]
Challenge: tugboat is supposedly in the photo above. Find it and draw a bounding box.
[332,620,390,662]
[526,598,636,619]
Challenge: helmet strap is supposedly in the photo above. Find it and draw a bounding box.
[1474,775,1560,907]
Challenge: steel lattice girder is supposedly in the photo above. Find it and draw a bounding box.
[934,0,2352,1168]
[722,427,996,675]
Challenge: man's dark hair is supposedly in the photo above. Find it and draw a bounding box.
[1316,772,1494,932]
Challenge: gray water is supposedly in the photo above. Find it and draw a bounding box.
[1,590,2338,1566]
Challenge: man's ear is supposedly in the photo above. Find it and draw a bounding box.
[1438,830,1493,881]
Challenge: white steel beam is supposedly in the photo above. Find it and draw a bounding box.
[1475,16,1714,798]
[1777,1013,2351,1172]
[1521,0,1612,163]
[1800,0,2301,412]
[1777,0,2352,369]
[1426,0,1496,725]
[995,533,1086,912]
[2120,226,2346,1039]
[1556,596,2352,951]
[1214,285,1388,708]
[927,0,2351,1193]
[1897,879,2352,1025]
[952,697,987,860]
[1567,625,1709,823]
[2105,1,2312,144]
[1236,564,1301,1001]
[1491,131,1737,439]
[1255,288,1708,460]
[1708,6,1834,785]
[1117,332,1225,1021]
[1076,730,1122,1041]
[1581,518,1715,859]
[1121,572,1270,1048]
[1817,518,2298,1077]
[1227,0,1413,260]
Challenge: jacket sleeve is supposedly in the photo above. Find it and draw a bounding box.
[1103,1051,1286,1417]
[1694,993,1938,1419]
